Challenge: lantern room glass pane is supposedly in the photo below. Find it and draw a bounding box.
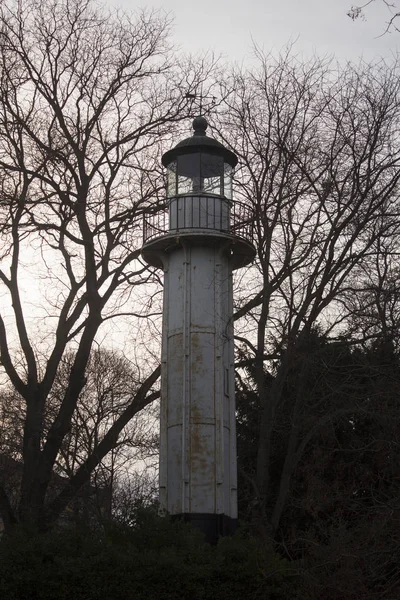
[177,153,200,194]
[223,163,233,199]
[201,153,223,195]
[174,152,227,195]
[167,161,177,197]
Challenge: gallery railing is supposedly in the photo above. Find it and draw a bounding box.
[143,195,254,246]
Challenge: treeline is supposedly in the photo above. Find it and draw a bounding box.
[0,507,306,600]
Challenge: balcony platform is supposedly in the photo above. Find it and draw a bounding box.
[142,228,255,269]
[142,194,256,270]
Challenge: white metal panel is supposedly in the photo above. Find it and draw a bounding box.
[166,333,183,425]
[167,253,184,333]
[190,331,215,421]
[190,423,216,513]
[190,247,215,328]
[167,424,183,513]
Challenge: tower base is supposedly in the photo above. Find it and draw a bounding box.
[171,513,237,544]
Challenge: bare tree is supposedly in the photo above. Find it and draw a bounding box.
[215,50,400,534]
[54,349,159,521]
[342,234,400,350]
[347,0,400,33]
[0,0,214,531]
[0,348,159,526]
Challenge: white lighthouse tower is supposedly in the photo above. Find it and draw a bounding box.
[142,117,255,542]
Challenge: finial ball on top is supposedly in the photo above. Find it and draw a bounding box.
[192,116,208,136]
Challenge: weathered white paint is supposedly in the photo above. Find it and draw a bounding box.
[143,193,254,524]
[160,240,237,517]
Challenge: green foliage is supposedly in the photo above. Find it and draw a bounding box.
[0,507,305,600]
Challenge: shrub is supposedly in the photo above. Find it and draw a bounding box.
[0,509,305,600]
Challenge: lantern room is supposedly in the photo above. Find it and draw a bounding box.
[142,116,255,270]
[162,116,237,199]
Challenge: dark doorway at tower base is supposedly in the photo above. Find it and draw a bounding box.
[171,513,237,544]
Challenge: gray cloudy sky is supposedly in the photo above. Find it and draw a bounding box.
[112,0,398,63]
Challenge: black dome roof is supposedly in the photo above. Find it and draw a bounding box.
[162,117,238,168]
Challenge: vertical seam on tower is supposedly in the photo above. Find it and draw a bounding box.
[215,244,223,516]
[182,241,190,514]
[228,255,238,517]
[159,257,169,514]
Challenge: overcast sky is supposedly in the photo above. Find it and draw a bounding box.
[112,0,399,64]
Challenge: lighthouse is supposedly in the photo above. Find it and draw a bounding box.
[142,116,255,542]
